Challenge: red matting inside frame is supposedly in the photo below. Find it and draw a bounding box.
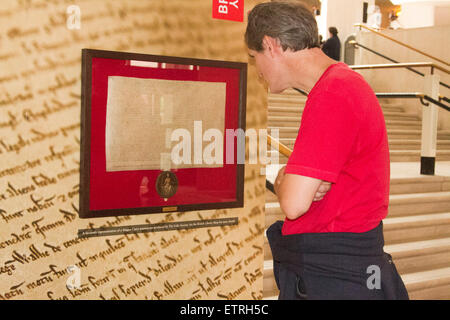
[89,57,240,211]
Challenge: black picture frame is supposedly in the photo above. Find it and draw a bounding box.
[79,49,247,219]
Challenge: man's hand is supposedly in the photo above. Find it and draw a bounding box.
[274,165,332,201]
[313,181,332,201]
[274,166,286,196]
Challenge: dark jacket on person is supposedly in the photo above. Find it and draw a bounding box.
[322,35,341,61]
[267,220,409,300]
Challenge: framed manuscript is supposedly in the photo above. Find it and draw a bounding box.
[79,49,247,218]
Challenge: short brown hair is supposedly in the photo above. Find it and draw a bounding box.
[245,1,320,52]
[329,27,338,36]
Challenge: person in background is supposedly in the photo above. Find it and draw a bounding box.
[321,26,340,61]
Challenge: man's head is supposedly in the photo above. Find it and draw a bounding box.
[245,1,320,53]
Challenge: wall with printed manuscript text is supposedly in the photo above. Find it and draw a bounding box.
[0,0,267,300]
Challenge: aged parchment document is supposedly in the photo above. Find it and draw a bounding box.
[105,77,225,171]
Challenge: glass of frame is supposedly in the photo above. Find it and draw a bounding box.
[79,49,247,218]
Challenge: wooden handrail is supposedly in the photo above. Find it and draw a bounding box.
[267,135,292,158]
[349,61,450,74]
[354,24,450,67]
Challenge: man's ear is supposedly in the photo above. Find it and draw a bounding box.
[262,35,282,58]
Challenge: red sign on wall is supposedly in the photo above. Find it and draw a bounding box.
[212,0,244,22]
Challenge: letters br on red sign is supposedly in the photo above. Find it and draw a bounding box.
[212,0,244,22]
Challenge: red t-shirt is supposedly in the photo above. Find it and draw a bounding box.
[282,62,390,235]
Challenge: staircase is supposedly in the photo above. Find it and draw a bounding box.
[268,89,450,164]
[263,89,450,300]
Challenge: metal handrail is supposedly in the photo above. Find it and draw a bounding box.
[291,87,450,112]
[350,62,450,74]
[349,40,450,90]
[266,179,276,194]
[293,87,308,96]
[375,92,450,112]
[354,23,450,67]
[441,96,450,104]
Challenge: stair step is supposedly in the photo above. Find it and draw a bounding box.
[267,109,419,121]
[383,111,420,121]
[268,102,303,108]
[267,95,421,122]
[385,236,450,258]
[269,91,306,98]
[383,212,450,243]
[389,139,450,150]
[268,126,299,133]
[387,129,421,139]
[400,267,450,299]
[268,95,306,107]
[267,149,450,165]
[268,118,423,130]
[386,237,450,275]
[267,109,415,119]
[268,116,301,127]
[386,119,422,127]
[390,139,450,145]
[395,150,450,155]
[390,176,450,194]
[390,150,450,162]
[393,129,450,139]
[379,100,405,106]
[268,107,303,117]
[270,127,450,141]
[388,191,450,216]
[382,106,406,113]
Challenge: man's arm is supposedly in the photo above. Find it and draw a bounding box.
[274,166,330,220]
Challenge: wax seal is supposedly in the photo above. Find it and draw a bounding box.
[155,171,178,200]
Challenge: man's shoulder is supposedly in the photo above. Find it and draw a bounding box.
[306,64,377,117]
[326,65,368,91]
[310,64,362,97]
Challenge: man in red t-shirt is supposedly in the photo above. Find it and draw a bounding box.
[281,61,390,235]
[245,2,408,300]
